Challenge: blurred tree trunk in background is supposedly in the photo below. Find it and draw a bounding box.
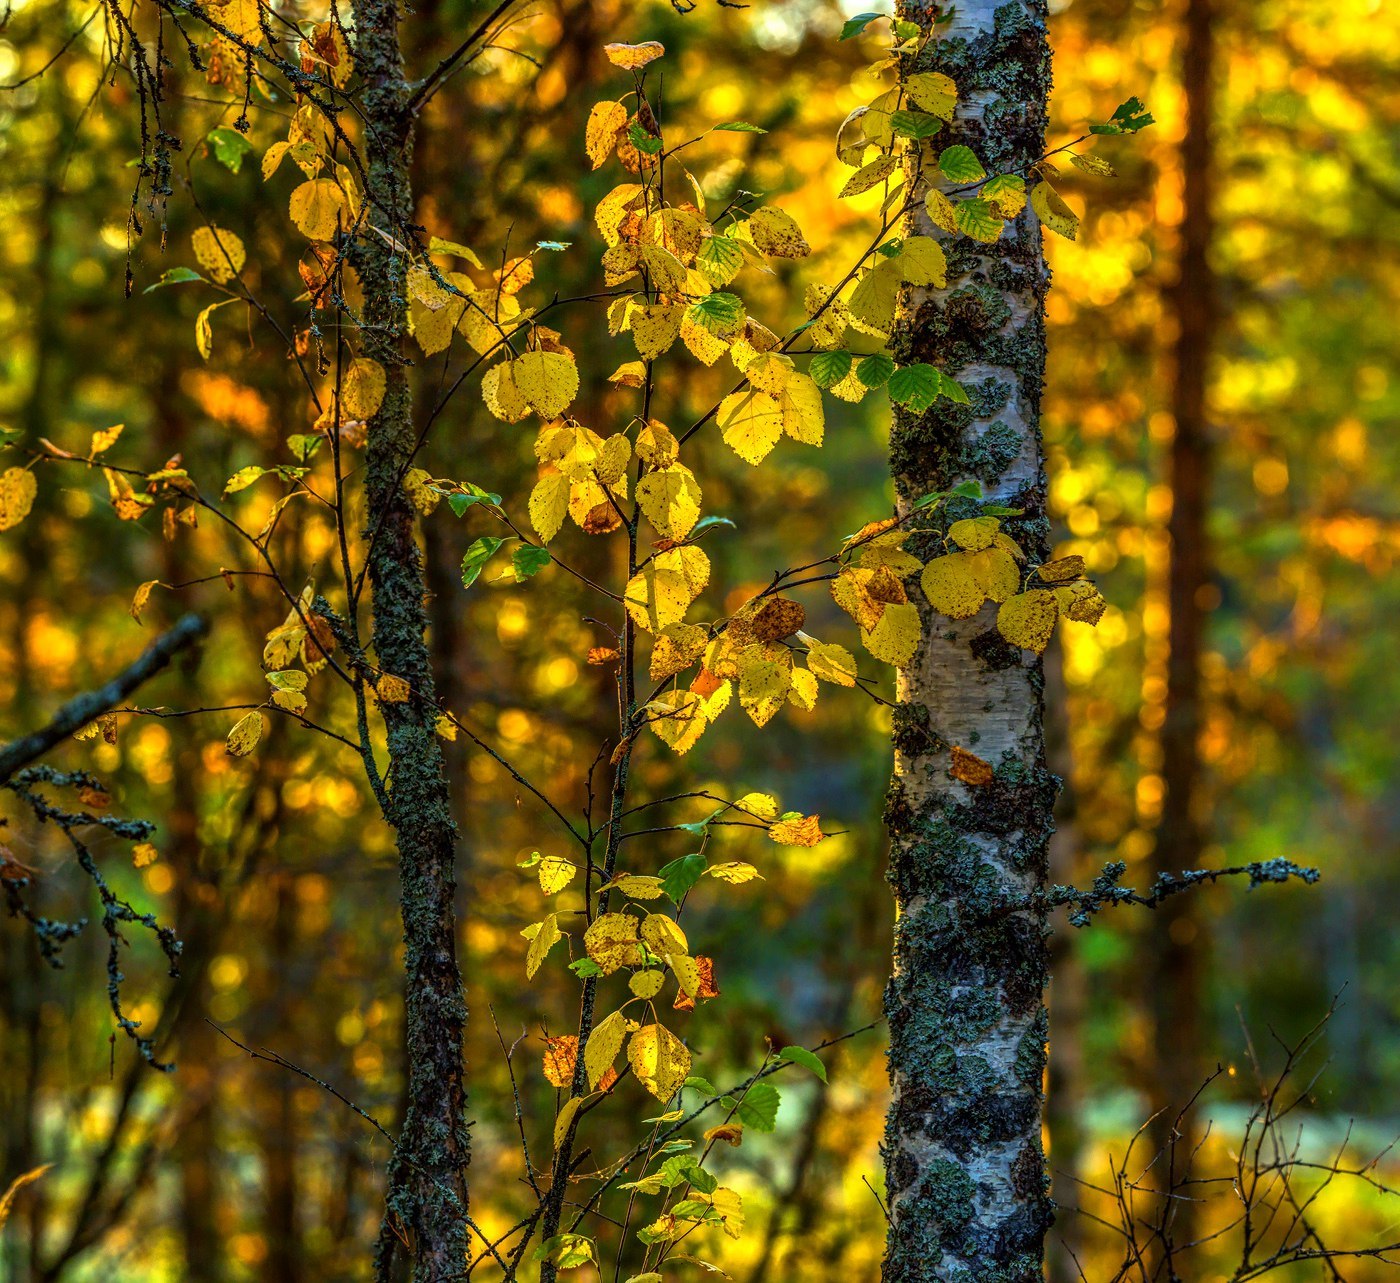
[1148,0,1216,1236]
[882,2,1056,1279]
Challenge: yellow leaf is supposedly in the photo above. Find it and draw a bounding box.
[632,304,684,361]
[1031,180,1080,241]
[734,792,779,820]
[595,183,644,246]
[376,673,411,703]
[905,71,957,118]
[553,1094,583,1151]
[129,579,160,624]
[948,516,1000,551]
[0,1166,52,1233]
[897,236,947,288]
[289,178,348,240]
[924,188,958,234]
[650,622,708,681]
[341,357,386,420]
[195,304,217,360]
[225,711,264,757]
[921,553,985,619]
[192,226,246,284]
[586,100,628,168]
[586,1011,627,1087]
[628,1023,691,1101]
[539,855,577,896]
[861,600,921,666]
[1055,579,1107,624]
[847,261,902,334]
[132,842,159,869]
[526,912,562,979]
[746,208,810,258]
[635,420,678,465]
[707,861,761,884]
[514,350,579,420]
[584,912,641,974]
[637,464,702,540]
[0,468,36,531]
[737,643,792,727]
[768,813,824,847]
[640,913,688,957]
[630,970,666,999]
[680,312,730,366]
[90,423,124,455]
[403,468,441,515]
[604,40,665,68]
[805,638,858,687]
[482,360,531,423]
[220,0,265,44]
[969,547,1022,604]
[648,689,710,755]
[615,875,666,900]
[542,1034,578,1088]
[997,588,1060,653]
[778,372,825,446]
[788,666,819,710]
[839,155,898,198]
[718,390,783,465]
[950,745,994,786]
[528,472,570,544]
[1037,555,1086,583]
[624,546,710,632]
[609,360,648,389]
[831,567,886,631]
[668,952,700,999]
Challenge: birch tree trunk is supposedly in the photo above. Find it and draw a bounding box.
[351,5,471,1279]
[882,3,1056,1279]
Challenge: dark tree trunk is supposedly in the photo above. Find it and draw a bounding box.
[1148,0,1215,1233]
[882,3,1056,1281]
[350,5,470,1279]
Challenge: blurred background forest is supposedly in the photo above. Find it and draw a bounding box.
[2,0,1399,1279]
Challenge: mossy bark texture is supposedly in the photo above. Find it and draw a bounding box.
[352,5,470,1280]
[883,4,1055,1281]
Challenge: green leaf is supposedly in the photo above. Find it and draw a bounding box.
[713,121,766,134]
[659,853,708,903]
[512,544,551,582]
[569,958,604,979]
[887,363,939,412]
[1091,96,1154,135]
[695,234,746,287]
[533,1235,596,1270]
[890,110,943,141]
[627,121,664,156]
[461,536,504,589]
[206,126,252,174]
[893,18,920,38]
[952,198,1003,243]
[687,292,746,335]
[982,504,1024,517]
[809,350,853,389]
[683,1075,717,1095]
[689,515,736,538]
[856,353,895,387]
[952,479,983,499]
[447,482,503,516]
[660,1154,718,1193]
[286,434,322,462]
[736,1081,781,1132]
[840,11,885,39]
[536,240,571,251]
[938,144,986,184]
[779,1046,828,1082]
[144,267,204,293]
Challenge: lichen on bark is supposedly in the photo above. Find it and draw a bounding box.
[882,3,1057,1281]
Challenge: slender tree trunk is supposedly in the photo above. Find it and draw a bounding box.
[882,4,1056,1280]
[1147,0,1215,1229]
[351,6,470,1279]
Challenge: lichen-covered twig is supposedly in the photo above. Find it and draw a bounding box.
[0,612,207,785]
